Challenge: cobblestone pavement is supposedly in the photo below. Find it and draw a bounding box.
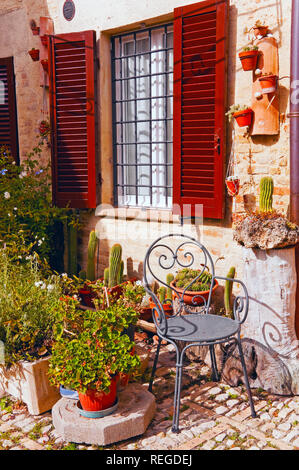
[1,342,299,451]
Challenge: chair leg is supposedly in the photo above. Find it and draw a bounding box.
[209,344,219,382]
[236,338,257,419]
[172,349,184,433]
[148,336,162,393]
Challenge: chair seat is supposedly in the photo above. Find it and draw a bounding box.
[165,313,240,343]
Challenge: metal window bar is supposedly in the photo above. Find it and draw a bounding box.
[111,23,173,208]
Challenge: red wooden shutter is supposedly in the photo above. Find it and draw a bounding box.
[173,0,228,219]
[49,30,98,208]
[0,57,19,163]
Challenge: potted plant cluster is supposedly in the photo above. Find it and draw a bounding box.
[226,104,253,128]
[48,297,140,414]
[171,267,218,306]
[239,45,259,71]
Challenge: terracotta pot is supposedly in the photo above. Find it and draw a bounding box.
[239,50,259,71]
[28,49,39,61]
[253,26,268,38]
[233,108,253,128]
[31,26,40,36]
[78,376,118,412]
[149,298,173,317]
[170,279,219,306]
[139,307,152,321]
[40,35,48,47]
[258,75,277,93]
[41,59,48,72]
[226,178,240,197]
[78,288,94,307]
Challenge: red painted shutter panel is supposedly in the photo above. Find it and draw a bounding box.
[49,30,98,208]
[173,0,228,219]
[0,57,19,163]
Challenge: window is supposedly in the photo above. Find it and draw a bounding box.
[0,57,19,163]
[112,24,173,208]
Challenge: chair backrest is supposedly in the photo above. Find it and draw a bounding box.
[143,233,216,336]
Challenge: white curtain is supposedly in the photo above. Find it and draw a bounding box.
[115,26,173,208]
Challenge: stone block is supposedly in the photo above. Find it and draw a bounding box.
[0,357,60,415]
[52,383,156,446]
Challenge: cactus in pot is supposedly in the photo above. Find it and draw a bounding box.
[87,230,98,282]
[108,243,123,288]
[259,176,274,213]
[157,286,166,304]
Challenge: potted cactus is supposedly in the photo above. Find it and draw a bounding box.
[171,268,218,306]
[226,104,253,128]
[149,273,174,317]
[239,45,259,71]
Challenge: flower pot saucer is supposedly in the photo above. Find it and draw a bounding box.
[76,398,118,419]
[59,385,79,400]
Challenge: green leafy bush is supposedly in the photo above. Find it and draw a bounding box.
[0,250,63,365]
[48,298,140,394]
[0,144,78,267]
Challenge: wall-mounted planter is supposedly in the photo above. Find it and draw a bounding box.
[28,49,40,61]
[31,26,40,35]
[233,108,253,127]
[239,50,259,71]
[40,35,48,47]
[258,74,277,94]
[225,177,240,196]
[41,59,48,72]
[253,25,268,38]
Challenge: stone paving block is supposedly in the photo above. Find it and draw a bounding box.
[52,384,156,446]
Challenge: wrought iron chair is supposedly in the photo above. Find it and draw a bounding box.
[143,233,257,433]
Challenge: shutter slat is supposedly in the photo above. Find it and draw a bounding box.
[49,30,97,208]
[173,0,227,218]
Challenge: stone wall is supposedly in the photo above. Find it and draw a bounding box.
[0,0,292,281]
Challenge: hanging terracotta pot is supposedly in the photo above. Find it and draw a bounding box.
[40,35,48,47]
[258,74,277,94]
[239,50,259,71]
[31,26,40,36]
[40,59,48,72]
[253,25,268,38]
[233,108,253,127]
[226,177,240,197]
[28,49,39,61]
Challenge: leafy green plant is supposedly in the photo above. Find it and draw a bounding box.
[174,268,212,292]
[0,143,78,268]
[225,104,250,122]
[0,250,63,365]
[48,299,140,394]
[242,45,258,52]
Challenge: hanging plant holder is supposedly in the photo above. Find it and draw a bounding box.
[258,74,277,94]
[41,59,48,72]
[233,108,253,128]
[28,49,40,61]
[40,35,48,47]
[239,50,259,71]
[225,177,240,197]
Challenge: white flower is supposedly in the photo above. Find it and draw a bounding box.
[37,239,43,246]
[35,281,43,287]
[136,280,143,286]
[13,207,17,211]
[4,192,10,199]
[19,171,27,179]
[40,282,46,290]
[61,273,68,278]
[7,213,11,217]
[47,284,54,292]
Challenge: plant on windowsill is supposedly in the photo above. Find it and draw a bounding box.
[225,104,253,128]
[239,45,259,71]
[28,48,40,61]
[170,268,218,306]
[48,298,140,412]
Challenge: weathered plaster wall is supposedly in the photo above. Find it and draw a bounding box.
[0,0,292,280]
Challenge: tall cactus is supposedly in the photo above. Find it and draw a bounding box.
[108,244,122,287]
[104,267,109,287]
[87,230,98,282]
[158,286,166,304]
[259,176,274,213]
[224,266,235,319]
[166,273,174,300]
[67,224,77,277]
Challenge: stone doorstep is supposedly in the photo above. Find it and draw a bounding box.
[52,383,156,446]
